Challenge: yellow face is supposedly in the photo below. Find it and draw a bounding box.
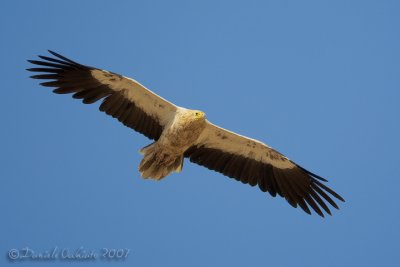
[193,110,206,119]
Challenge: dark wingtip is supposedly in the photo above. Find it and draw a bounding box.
[315,208,325,218]
[47,50,80,65]
[325,209,332,216]
[337,195,345,202]
[48,50,60,58]
[290,160,328,182]
[314,180,345,202]
[48,50,64,59]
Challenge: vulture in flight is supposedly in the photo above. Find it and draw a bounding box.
[28,51,344,217]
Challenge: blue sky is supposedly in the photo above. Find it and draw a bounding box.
[1,1,399,266]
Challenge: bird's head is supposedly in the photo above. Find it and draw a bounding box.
[193,110,206,120]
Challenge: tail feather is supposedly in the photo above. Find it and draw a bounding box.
[139,143,184,180]
[174,157,183,173]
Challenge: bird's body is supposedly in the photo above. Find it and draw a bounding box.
[28,51,345,217]
[139,109,206,179]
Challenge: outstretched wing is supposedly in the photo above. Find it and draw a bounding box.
[28,50,178,140]
[185,121,345,217]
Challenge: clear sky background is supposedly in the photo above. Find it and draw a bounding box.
[1,1,399,266]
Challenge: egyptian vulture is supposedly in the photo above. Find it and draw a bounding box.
[28,51,344,217]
